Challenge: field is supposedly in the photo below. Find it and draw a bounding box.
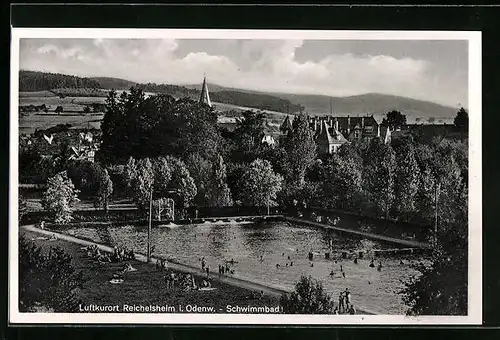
[18,92,107,134]
[18,91,288,135]
[19,91,56,98]
[19,113,103,135]
[20,95,107,110]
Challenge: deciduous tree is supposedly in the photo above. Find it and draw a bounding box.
[454,107,468,133]
[280,275,335,314]
[322,146,363,211]
[382,110,407,129]
[393,136,420,218]
[237,159,283,214]
[19,235,84,312]
[92,164,113,212]
[41,171,80,223]
[283,113,317,188]
[55,105,64,115]
[362,138,396,219]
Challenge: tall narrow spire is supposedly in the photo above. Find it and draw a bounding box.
[199,75,212,107]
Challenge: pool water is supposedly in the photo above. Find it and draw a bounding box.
[61,221,425,314]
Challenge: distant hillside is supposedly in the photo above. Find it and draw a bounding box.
[20,71,459,118]
[19,70,101,92]
[91,77,137,90]
[186,83,459,118]
[137,83,199,100]
[272,92,459,118]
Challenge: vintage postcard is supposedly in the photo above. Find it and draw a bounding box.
[9,28,482,325]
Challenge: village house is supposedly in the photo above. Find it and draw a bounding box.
[279,113,410,154]
[314,119,350,154]
[308,115,382,142]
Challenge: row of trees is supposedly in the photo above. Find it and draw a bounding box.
[95,88,468,228]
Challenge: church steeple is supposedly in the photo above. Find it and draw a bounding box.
[199,75,212,107]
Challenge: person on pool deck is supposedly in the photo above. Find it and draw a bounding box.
[206,266,210,278]
[201,258,206,271]
[345,288,351,309]
[354,257,358,264]
[333,307,339,315]
[338,292,345,313]
[348,305,356,315]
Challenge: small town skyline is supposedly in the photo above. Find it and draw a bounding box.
[20,38,468,108]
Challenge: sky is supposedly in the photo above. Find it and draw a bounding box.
[19,38,468,107]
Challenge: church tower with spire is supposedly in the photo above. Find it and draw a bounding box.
[199,75,212,108]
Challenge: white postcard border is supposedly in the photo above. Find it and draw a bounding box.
[9,28,482,325]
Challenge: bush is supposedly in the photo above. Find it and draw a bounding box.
[19,235,84,312]
[280,275,335,314]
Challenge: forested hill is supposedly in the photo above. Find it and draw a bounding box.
[90,77,137,90]
[272,92,458,118]
[210,91,303,114]
[19,70,101,91]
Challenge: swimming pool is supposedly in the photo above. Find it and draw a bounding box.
[59,220,426,314]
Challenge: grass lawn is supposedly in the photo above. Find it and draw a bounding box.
[21,230,281,313]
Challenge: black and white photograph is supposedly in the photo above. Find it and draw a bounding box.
[9,29,482,325]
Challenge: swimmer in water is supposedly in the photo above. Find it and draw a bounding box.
[354,257,358,264]
[400,260,404,265]
[276,264,280,269]
[290,261,293,266]
[340,265,343,272]
[369,260,375,268]
[342,272,346,278]
[330,270,334,277]
[310,263,314,267]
